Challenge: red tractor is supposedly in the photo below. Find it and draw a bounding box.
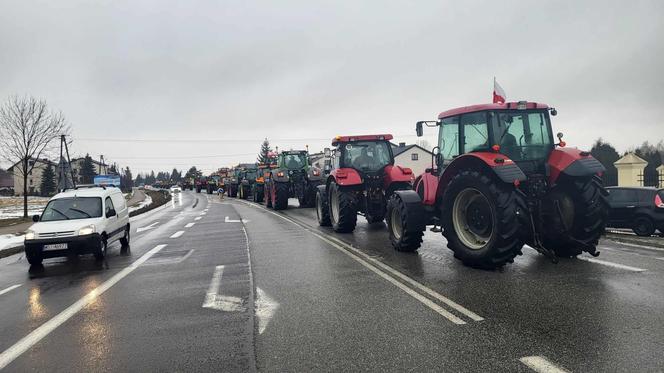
[316,134,414,232]
[386,101,609,269]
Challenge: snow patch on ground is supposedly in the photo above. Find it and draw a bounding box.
[0,234,24,252]
[129,194,152,213]
[0,196,49,219]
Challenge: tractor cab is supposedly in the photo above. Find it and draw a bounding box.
[330,135,396,180]
[279,150,309,170]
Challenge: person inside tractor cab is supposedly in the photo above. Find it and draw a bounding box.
[498,114,520,160]
[285,154,305,169]
[353,146,373,169]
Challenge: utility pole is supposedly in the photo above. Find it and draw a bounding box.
[57,135,76,191]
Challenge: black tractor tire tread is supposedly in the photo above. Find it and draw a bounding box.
[442,170,526,269]
[387,194,423,252]
[545,176,609,257]
[330,183,357,233]
[273,182,289,210]
[316,187,331,226]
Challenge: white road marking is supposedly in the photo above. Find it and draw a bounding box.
[224,216,250,223]
[170,231,185,239]
[185,223,195,228]
[194,216,202,221]
[202,265,246,312]
[0,284,21,296]
[0,244,167,370]
[236,201,470,325]
[200,212,207,216]
[578,256,646,272]
[136,221,159,233]
[255,287,279,334]
[519,356,569,373]
[604,240,664,252]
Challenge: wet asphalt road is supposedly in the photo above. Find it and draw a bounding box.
[0,190,663,372]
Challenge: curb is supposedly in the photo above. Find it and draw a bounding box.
[0,244,24,259]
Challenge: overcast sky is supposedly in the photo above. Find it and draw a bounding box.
[1,0,662,174]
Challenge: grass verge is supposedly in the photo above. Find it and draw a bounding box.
[129,190,171,217]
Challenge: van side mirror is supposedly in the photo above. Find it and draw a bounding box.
[32,215,40,222]
[107,209,116,218]
[415,122,424,137]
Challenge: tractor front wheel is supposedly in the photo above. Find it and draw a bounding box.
[542,176,609,257]
[386,194,423,252]
[316,186,331,226]
[442,171,526,269]
[329,182,357,233]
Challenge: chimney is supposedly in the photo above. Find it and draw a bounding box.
[399,142,406,148]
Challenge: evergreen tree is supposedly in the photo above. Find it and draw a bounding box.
[184,166,200,179]
[109,163,118,174]
[80,154,97,184]
[121,166,134,191]
[135,173,144,185]
[171,168,181,182]
[634,141,663,187]
[40,164,56,196]
[590,138,620,186]
[146,170,156,184]
[257,138,272,164]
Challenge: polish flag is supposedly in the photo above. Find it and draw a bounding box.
[493,78,506,104]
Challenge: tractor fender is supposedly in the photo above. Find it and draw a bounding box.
[383,165,414,189]
[548,148,605,184]
[392,190,427,231]
[328,168,363,187]
[271,170,291,183]
[437,153,526,198]
[307,167,324,181]
[415,172,440,206]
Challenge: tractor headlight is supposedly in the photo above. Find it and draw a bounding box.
[313,169,320,176]
[25,230,36,240]
[78,225,96,236]
[277,172,285,177]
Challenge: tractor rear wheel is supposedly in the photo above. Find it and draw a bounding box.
[265,184,273,208]
[329,182,357,233]
[542,176,609,257]
[273,182,289,210]
[316,185,331,226]
[386,194,423,252]
[442,171,526,269]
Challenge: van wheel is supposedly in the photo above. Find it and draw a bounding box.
[94,238,107,261]
[120,226,130,253]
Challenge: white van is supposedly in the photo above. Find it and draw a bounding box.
[24,186,130,265]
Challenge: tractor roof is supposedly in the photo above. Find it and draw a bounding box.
[332,134,393,146]
[438,102,549,119]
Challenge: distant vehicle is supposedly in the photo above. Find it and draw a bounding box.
[606,186,664,236]
[24,186,130,266]
[170,185,182,194]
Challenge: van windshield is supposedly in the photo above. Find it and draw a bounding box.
[40,197,103,222]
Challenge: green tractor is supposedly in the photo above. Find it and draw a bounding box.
[251,164,271,203]
[264,150,323,210]
[207,175,220,194]
[237,164,259,199]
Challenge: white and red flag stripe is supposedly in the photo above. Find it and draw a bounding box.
[493,78,506,104]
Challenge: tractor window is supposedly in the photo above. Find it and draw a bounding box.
[283,154,307,169]
[495,110,553,161]
[439,116,460,159]
[342,141,392,171]
[461,112,489,153]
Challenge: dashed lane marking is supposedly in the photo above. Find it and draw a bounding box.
[0,284,21,296]
[185,223,195,228]
[0,244,167,370]
[519,356,569,373]
[194,217,202,221]
[234,200,480,324]
[578,256,646,272]
[170,231,185,239]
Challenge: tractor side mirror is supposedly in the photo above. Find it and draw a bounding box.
[556,132,566,147]
[550,108,557,116]
[557,132,564,140]
[415,122,424,137]
[324,148,331,157]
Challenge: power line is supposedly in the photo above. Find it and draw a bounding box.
[72,134,419,143]
[104,153,256,160]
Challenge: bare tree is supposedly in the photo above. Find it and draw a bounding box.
[0,96,69,217]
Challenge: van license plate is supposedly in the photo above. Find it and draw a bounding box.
[43,243,68,251]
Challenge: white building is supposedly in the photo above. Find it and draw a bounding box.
[7,158,57,196]
[391,143,433,176]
